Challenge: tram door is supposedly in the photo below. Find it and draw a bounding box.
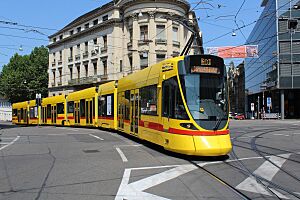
[130,90,139,135]
[17,110,21,123]
[23,108,28,124]
[74,102,80,125]
[118,93,124,129]
[51,105,57,124]
[85,100,93,125]
[42,107,47,123]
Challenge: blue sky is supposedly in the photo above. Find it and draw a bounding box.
[0,0,263,70]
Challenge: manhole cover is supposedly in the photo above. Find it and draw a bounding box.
[83,149,100,153]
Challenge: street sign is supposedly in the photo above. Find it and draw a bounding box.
[251,103,255,111]
[267,97,272,107]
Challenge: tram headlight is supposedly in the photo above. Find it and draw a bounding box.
[180,123,197,130]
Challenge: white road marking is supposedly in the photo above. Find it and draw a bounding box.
[273,133,289,137]
[0,136,20,151]
[293,133,300,135]
[236,153,291,199]
[115,155,280,200]
[116,147,128,162]
[115,144,142,147]
[115,164,198,200]
[231,136,256,139]
[89,134,104,141]
[56,127,79,131]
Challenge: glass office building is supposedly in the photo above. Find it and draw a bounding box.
[245,0,300,118]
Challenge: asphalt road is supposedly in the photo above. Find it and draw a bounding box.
[0,120,299,200]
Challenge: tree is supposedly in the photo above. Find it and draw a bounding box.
[0,46,49,103]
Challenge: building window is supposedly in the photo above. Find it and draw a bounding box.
[103,60,107,75]
[84,64,88,77]
[58,68,62,84]
[70,47,73,58]
[59,35,63,40]
[156,25,166,41]
[172,27,179,42]
[129,56,133,72]
[52,71,56,85]
[103,35,107,48]
[77,44,80,54]
[140,53,148,69]
[84,42,88,53]
[140,25,148,41]
[77,66,80,79]
[59,50,62,61]
[77,27,81,33]
[140,85,157,116]
[93,38,97,45]
[102,15,108,21]
[85,23,89,29]
[93,19,98,26]
[156,54,165,63]
[70,67,73,80]
[53,37,56,42]
[129,27,133,42]
[93,62,97,75]
[120,60,123,72]
[70,30,74,35]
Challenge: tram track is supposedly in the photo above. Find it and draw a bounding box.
[231,127,300,199]
[187,160,252,200]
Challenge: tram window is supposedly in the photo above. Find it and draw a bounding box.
[57,103,64,114]
[99,96,106,116]
[106,95,114,116]
[67,101,74,113]
[140,85,157,116]
[13,109,17,116]
[30,107,35,118]
[80,99,85,117]
[162,85,170,117]
[47,105,51,118]
[162,77,188,120]
[125,90,130,120]
[20,109,24,120]
[92,98,95,117]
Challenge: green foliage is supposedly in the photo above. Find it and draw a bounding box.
[0,46,49,103]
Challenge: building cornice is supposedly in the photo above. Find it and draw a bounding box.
[48,18,122,49]
[49,1,115,39]
[117,0,190,12]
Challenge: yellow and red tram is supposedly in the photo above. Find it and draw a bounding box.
[12,55,232,156]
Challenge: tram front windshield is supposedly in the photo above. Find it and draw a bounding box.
[179,58,228,130]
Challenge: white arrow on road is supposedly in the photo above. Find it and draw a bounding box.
[115,164,198,200]
[236,153,291,199]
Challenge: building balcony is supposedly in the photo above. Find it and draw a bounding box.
[83,51,89,59]
[68,74,108,86]
[127,42,132,49]
[75,54,80,61]
[52,61,56,67]
[57,80,62,86]
[173,41,180,47]
[91,50,98,57]
[50,82,56,87]
[138,39,152,45]
[101,46,107,53]
[68,57,73,62]
[155,39,167,45]
[58,59,62,65]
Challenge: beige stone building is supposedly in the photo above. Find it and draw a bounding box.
[48,0,203,96]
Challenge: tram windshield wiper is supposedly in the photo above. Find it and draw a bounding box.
[213,101,227,131]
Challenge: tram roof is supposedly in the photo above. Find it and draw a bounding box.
[42,95,66,106]
[118,56,184,91]
[67,87,97,101]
